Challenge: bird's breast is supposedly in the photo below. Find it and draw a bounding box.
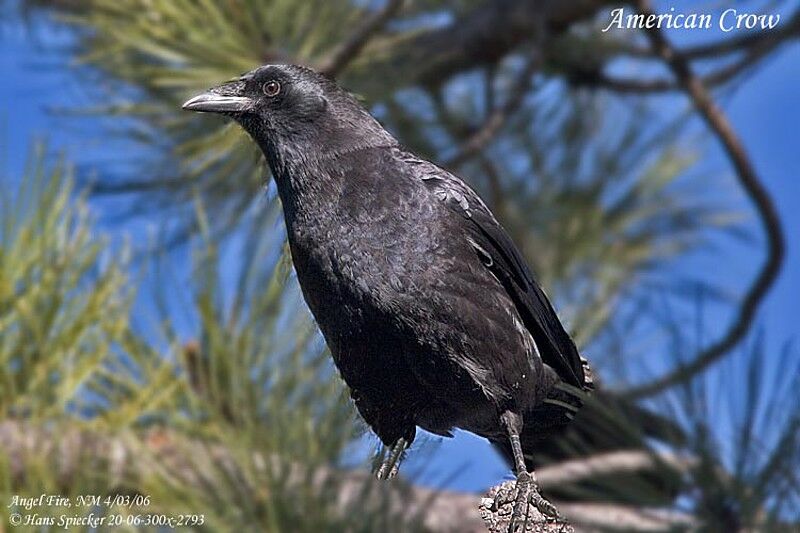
[289,180,442,297]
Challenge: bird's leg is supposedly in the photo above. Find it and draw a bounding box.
[501,411,560,532]
[501,411,531,532]
[376,437,408,480]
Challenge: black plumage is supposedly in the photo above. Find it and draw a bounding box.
[184,64,593,527]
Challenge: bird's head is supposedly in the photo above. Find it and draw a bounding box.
[182,64,396,173]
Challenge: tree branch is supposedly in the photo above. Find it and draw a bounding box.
[538,449,695,486]
[588,40,779,94]
[577,18,800,94]
[357,1,797,98]
[443,55,540,167]
[620,0,786,399]
[318,0,405,77]
[2,421,695,532]
[558,503,695,531]
[616,8,800,60]
[350,0,619,97]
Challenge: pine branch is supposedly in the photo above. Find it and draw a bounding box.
[586,41,779,93]
[1,421,695,532]
[616,9,800,60]
[319,0,406,77]
[620,0,786,399]
[443,54,540,167]
[348,0,619,96]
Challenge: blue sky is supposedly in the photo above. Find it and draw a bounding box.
[1,3,798,493]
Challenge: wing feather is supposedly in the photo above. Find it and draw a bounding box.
[421,171,585,388]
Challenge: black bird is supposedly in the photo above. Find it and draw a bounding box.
[184,64,593,528]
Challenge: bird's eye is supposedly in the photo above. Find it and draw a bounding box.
[262,81,281,97]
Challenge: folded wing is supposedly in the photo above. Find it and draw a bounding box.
[420,169,585,389]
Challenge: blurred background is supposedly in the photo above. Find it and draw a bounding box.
[1,0,799,531]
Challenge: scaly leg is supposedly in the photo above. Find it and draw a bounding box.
[376,437,409,480]
[501,411,560,532]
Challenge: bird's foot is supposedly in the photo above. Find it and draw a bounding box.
[529,488,559,521]
[480,476,567,533]
[509,471,532,532]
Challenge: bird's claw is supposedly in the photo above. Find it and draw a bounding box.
[507,471,530,532]
[505,474,561,532]
[530,490,559,520]
[480,479,569,533]
[522,471,560,520]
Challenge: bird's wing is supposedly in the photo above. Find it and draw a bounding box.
[418,166,585,388]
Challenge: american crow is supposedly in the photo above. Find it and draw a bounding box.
[184,64,593,530]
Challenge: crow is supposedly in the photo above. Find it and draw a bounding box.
[184,64,593,530]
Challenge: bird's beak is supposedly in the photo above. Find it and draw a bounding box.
[182,82,252,114]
